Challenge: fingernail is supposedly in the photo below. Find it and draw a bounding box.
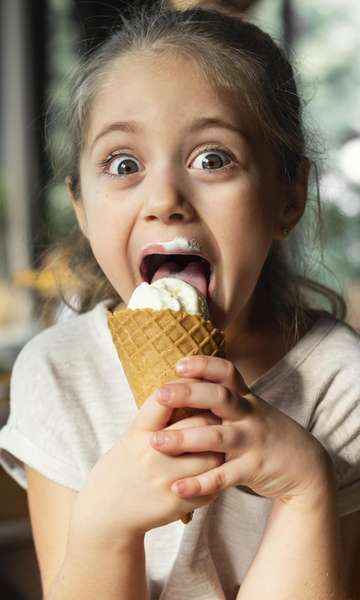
[152,432,168,446]
[174,481,186,494]
[156,386,172,402]
[176,358,191,373]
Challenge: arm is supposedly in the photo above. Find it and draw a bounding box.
[46,530,148,600]
[26,466,149,600]
[236,466,347,600]
[146,356,357,598]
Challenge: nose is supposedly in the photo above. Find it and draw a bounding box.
[140,176,196,224]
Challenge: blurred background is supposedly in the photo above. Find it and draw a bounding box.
[0,0,359,597]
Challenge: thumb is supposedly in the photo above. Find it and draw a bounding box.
[134,390,175,432]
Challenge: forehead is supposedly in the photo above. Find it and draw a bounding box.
[84,50,256,145]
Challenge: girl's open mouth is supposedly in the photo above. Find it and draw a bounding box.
[140,253,213,300]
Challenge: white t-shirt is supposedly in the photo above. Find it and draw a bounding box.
[0,300,360,599]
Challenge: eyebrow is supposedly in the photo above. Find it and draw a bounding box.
[90,117,247,152]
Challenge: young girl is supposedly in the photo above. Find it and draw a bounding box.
[1,3,359,599]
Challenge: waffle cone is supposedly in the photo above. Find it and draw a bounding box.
[107,307,225,421]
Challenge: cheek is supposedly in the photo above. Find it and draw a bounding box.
[210,181,271,252]
[212,184,274,303]
[87,226,134,302]
[79,188,136,295]
[83,184,131,244]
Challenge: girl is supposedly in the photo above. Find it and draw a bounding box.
[1,3,359,599]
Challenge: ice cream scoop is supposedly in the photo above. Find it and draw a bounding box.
[127,277,209,318]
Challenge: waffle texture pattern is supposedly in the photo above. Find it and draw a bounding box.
[107,308,225,407]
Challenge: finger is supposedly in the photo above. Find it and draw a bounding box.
[150,423,242,456]
[161,378,206,425]
[167,407,204,426]
[171,459,242,497]
[174,451,225,480]
[156,380,252,421]
[165,411,222,431]
[133,390,175,432]
[175,355,249,395]
[134,384,222,433]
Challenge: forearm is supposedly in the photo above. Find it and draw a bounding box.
[237,471,347,600]
[45,533,149,600]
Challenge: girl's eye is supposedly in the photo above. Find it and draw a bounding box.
[101,148,235,177]
[107,154,142,176]
[191,149,233,171]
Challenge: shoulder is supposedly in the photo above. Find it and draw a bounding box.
[306,315,360,512]
[3,299,132,487]
[0,301,130,490]
[8,299,122,425]
[319,314,360,356]
[306,312,360,406]
[9,299,125,416]
[304,312,360,383]
[12,300,115,375]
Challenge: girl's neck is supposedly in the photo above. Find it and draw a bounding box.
[225,298,317,387]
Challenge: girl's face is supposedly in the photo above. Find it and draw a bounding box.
[73,51,303,332]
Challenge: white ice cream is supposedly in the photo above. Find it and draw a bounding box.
[128,277,209,318]
[142,237,201,254]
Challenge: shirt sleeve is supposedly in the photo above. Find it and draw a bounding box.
[308,363,360,517]
[0,333,84,491]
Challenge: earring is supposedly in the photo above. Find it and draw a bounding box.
[281,226,290,237]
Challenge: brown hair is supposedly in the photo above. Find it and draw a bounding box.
[44,2,346,340]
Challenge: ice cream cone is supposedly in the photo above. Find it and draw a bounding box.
[107,306,225,525]
[107,307,225,409]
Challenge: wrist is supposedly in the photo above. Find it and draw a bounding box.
[69,495,145,556]
[68,521,145,558]
[277,448,337,513]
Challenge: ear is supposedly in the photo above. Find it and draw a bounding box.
[65,176,88,238]
[273,158,310,240]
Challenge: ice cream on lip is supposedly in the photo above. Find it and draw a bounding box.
[139,236,212,299]
[142,236,202,254]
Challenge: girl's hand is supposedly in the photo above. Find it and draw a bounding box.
[72,394,224,547]
[150,356,331,503]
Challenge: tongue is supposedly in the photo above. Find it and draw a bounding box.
[151,260,208,298]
